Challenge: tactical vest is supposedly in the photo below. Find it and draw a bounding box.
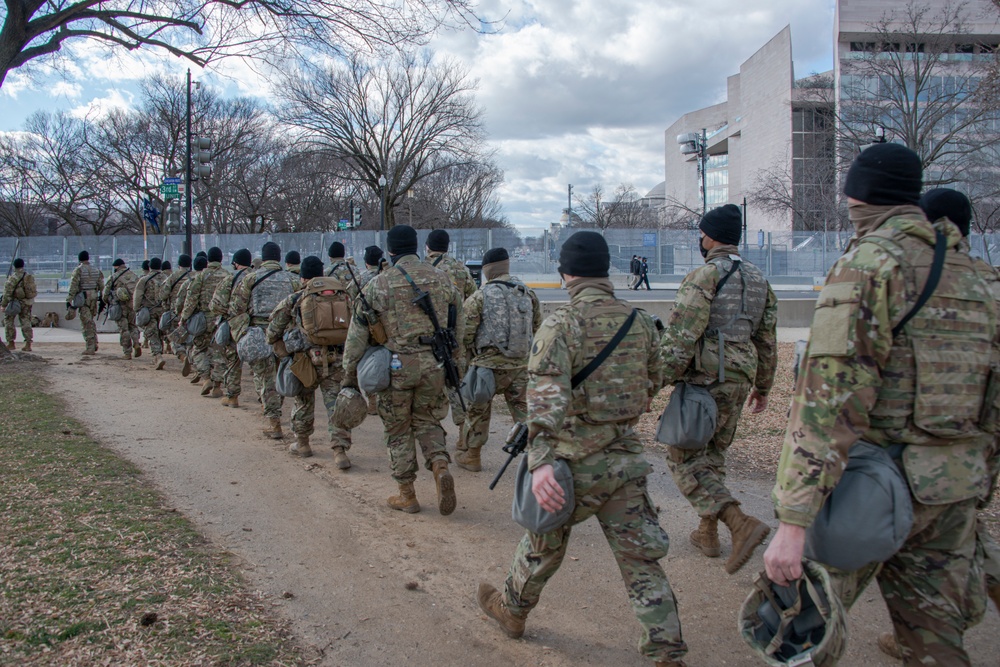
[475,279,534,359]
[566,298,649,426]
[166,270,192,305]
[79,264,101,292]
[250,269,297,319]
[705,256,768,344]
[864,227,996,444]
[196,266,228,312]
[137,272,163,310]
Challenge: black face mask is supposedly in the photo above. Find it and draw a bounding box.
[699,237,709,258]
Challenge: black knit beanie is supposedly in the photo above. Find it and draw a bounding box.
[427,229,450,252]
[78,250,89,262]
[195,251,207,259]
[113,258,125,267]
[149,258,162,270]
[261,242,281,262]
[699,204,743,245]
[285,250,301,265]
[162,261,172,271]
[300,256,324,280]
[387,225,418,257]
[483,248,509,265]
[920,188,972,237]
[364,245,384,267]
[177,254,192,268]
[844,143,922,206]
[232,248,252,267]
[141,260,150,271]
[208,246,223,263]
[13,258,24,269]
[328,242,345,259]
[193,256,208,271]
[558,231,610,277]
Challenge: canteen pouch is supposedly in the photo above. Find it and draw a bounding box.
[805,441,913,571]
[290,351,318,388]
[655,382,718,449]
[69,292,85,309]
[460,365,496,405]
[106,301,122,321]
[6,300,21,316]
[275,355,303,397]
[511,456,575,534]
[135,307,150,327]
[237,325,272,363]
[358,345,392,394]
[214,320,231,347]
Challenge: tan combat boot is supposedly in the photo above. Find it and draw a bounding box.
[455,428,468,453]
[134,344,142,358]
[210,382,224,398]
[331,446,351,470]
[476,583,525,639]
[455,448,481,472]
[432,460,457,516]
[190,373,202,385]
[289,434,313,457]
[877,632,904,659]
[21,342,31,352]
[262,417,283,440]
[181,355,191,377]
[222,395,240,408]
[200,379,214,396]
[690,517,721,558]
[154,355,165,370]
[82,348,96,356]
[387,482,420,513]
[6,341,14,350]
[654,661,689,667]
[720,504,771,574]
[122,351,132,360]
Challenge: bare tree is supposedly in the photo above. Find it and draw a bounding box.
[0,0,487,88]
[573,183,664,230]
[279,51,493,229]
[749,156,848,232]
[408,159,506,228]
[0,135,50,235]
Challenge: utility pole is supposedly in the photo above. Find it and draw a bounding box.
[184,68,192,257]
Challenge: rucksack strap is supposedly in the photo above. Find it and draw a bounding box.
[432,255,444,267]
[892,229,947,339]
[571,309,637,389]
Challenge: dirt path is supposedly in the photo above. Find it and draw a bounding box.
[40,344,1000,666]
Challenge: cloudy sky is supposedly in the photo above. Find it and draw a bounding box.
[0,0,835,234]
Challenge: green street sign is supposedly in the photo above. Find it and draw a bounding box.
[160,183,179,199]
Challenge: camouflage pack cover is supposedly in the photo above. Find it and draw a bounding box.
[250,269,297,319]
[474,279,534,359]
[135,307,150,327]
[237,325,272,363]
[275,355,303,397]
[357,345,392,394]
[282,327,310,354]
[460,364,496,405]
[331,387,367,430]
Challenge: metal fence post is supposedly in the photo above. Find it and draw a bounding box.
[62,237,68,279]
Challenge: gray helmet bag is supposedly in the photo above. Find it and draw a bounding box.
[135,307,150,327]
[69,292,86,309]
[186,311,207,337]
[6,300,21,316]
[655,382,718,449]
[106,301,122,322]
[158,310,174,331]
[275,355,303,397]
[214,320,231,347]
[358,345,392,394]
[460,365,496,405]
[511,456,575,534]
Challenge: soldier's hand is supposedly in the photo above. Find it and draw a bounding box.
[531,463,565,513]
[763,522,806,586]
[747,389,768,414]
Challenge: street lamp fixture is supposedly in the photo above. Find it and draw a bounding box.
[378,175,387,231]
[677,128,708,217]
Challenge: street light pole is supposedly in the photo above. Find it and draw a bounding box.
[378,174,387,231]
[699,128,708,217]
[184,68,192,257]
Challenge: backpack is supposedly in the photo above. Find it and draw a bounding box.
[474,279,533,359]
[296,277,352,346]
[249,269,295,319]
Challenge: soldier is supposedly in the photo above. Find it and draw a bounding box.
[159,254,194,369]
[229,241,300,438]
[764,144,999,665]
[210,248,253,408]
[178,255,209,384]
[456,247,542,471]
[326,242,358,299]
[181,247,228,397]
[2,258,37,351]
[358,245,386,292]
[102,258,141,359]
[342,224,463,515]
[658,204,777,575]
[476,231,688,667]
[67,250,105,355]
[141,260,150,276]
[267,256,354,466]
[134,257,167,369]
[424,229,477,449]
[285,251,301,275]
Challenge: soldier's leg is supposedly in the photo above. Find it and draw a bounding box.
[977,520,1000,593]
[413,366,450,469]
[80,305,96,351]
[192,335,212,377]
[209,345,225,385]
[143,321,163,356]
[250,356,282,420]
[503,525,574,619]
[377,386,419,484]
[446,386,466,427]
[223,345,242,398]
[499,367,528,423]
[464,397,493,451]
[4,312,14,345]
[878,499,982,666]
[117,316,131,354]
[596,477,687,663]
[320,369,351,449]
[20,306,33,346]
[290,386,316,436]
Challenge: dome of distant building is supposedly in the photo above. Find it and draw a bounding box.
[645,182,666,199]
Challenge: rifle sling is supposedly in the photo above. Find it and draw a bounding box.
[571,309,637,389]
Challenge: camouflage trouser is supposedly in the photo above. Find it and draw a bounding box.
[115,306,140,354]
[4,305,32,344]
[503,450,687,663]
[79,302,97,351]
[463,366,528,451]
[249,355,282,420]
[445,386,466,426]
[222,344,242,397]
[666,379,750,518]
[980,521,1000,589]
[191,333,224,382]
[291,367,351,448]
[377,350,450,484]
[830,498,984,666]
[141,313,163,356]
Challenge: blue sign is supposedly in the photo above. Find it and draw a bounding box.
[643,233,657,247]
[163,177,182,185]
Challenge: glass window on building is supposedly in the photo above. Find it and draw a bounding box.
[704,154,729,207]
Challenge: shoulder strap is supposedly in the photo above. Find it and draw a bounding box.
[249,268,281,293]
[432,255,445,267]
[486,279,524,292]
[12,273,26,293]
[892,229,947,339]
[571,309,637,389]
[713,257,741,295]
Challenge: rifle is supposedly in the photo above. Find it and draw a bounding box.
[489,423,529,490]
[396,264,466,411]
[343,261,387,345]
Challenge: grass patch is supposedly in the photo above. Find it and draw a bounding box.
[0,369,301,665]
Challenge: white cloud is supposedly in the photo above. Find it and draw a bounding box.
[49,81,83,99]
[69,89,135,120]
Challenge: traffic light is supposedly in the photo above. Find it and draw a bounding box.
[352,203,362,227]
[192,136,212,180]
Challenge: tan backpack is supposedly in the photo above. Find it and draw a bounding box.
[297,277,351,346]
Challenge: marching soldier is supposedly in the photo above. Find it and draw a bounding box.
[2,258,37,351]
[133,257,167,369]
[159,254,194,369]
[67,250,104,355]
[210,249,253,408]
[102,258,141,359]
[326,242,358,299]
[181,247,229,397]
[285,251,301,275]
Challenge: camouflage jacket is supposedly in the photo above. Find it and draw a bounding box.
[102,267,138,307]
[358,265,383,293]
[2,268,37,307]
[159,268,193,313]
[425,251,476,300]
[773,207,999,527]
[526,278,662,472]
[211,267,251,319]
[463,273,543,369]
[229,260,301,329]
[68,263,104,304]
[181,263,229,323]
[343,253,464,379]
[133,271,166,313]
[327,258,359,300]
[660,245,778,392]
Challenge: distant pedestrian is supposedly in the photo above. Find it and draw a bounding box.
[629,254,640,289]
[636,257,651,290]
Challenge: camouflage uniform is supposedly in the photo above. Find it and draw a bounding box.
[182,262,229,384]
[343,254,464,484]
[327,258,359,300]
[660,245,778,519]
[102,266,140,356]
[358,264,383,292]
[426,250,476,429]
[499,277,687,664]
[133,269,166,356]
[2,267,36,347]
[461,273,542,451]
[159,267,194,358]
[67,262,104,353]
[211,267,251,400]
[773,207,999,665]
[228,260,301,420]
[266,286,351,448]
